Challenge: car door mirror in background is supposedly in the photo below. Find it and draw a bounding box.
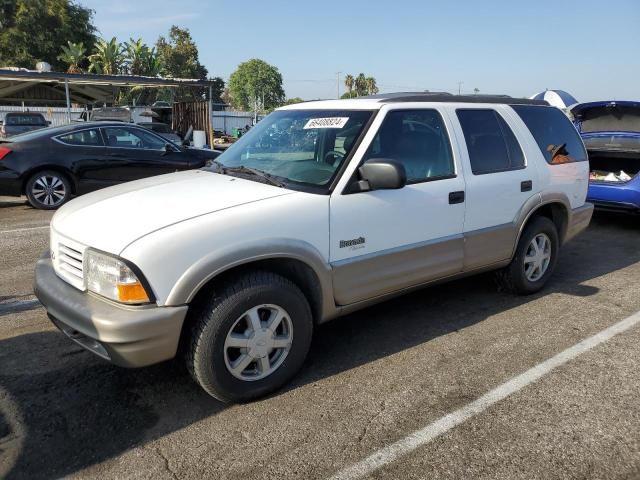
[352,159,407,192]
[162,143,177,155]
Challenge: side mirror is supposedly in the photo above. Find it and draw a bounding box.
[161,143,175,155]
[352,159,406,192]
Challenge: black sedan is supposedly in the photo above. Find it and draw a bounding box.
[0,122,221,209]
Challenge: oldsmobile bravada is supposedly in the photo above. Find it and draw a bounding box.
[35,93,593,402]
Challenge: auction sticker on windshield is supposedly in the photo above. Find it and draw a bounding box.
[304,117,350,129]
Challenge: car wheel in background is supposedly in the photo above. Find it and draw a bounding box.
[25,170,72,210]
[186,271,313,403]
[496,216,559,295]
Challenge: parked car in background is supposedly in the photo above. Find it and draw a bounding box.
[138,122,182,145]
[34,94,593,402]
[0,121,221,209]
[571,101,640,213]
[0,112,50,138]
[87,106,132,123]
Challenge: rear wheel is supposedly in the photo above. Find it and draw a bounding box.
[496,216,559,295]
[186,271,313,403]
[25,170,71,210]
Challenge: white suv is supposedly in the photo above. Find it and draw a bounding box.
[35,94,593,402]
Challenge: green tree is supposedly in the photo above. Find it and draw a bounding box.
[283,97,304,105]
[88,37,123,75]
[354,73,367,96]
[0,0,97,71]
[344,74,354,96]
[124,38,148,76]
[156,26,208,79]
[57,41,86,73]
[365,76,379,95]
[341,73,378,98]
[228,58,285,112]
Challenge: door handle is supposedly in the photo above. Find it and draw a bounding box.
[448,191,465,204]
[521,180,533,192]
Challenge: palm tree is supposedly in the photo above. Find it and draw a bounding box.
[57,41,86,73]
[344,74,354,97]
[124,38,148,76]
[355,73,366,96]
[365,76,379,95]
[88,37,123,75]
[474,88,480,95]
[143,47,162,77]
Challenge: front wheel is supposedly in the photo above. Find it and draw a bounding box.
[496,216,559,295]
[186,271,313,403]
[25,170,71,209]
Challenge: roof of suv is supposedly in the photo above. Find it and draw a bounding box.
[279,92,549,111]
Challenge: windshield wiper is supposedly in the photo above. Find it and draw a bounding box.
[212,163,285,188]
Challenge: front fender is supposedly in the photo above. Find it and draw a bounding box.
[165,238,336,321]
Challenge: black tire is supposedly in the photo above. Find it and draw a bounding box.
[496,216,559,295]
[186,271,313,403]
[25,170,72,210]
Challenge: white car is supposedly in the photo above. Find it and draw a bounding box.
[35,94,593,402]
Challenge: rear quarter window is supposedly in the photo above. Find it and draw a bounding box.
[512,105,587,165]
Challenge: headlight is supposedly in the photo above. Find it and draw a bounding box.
[85,249,152,304]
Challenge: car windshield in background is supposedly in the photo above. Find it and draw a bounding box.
[213,109,373,189]
[5,114,47,126]
[141,123,171,133]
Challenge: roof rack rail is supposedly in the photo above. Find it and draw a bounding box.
[358,92,548,106]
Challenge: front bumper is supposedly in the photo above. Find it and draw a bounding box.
[34,253,188,367]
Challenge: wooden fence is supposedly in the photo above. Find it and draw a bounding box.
[172,101,213,146]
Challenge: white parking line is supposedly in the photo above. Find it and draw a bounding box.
[0,225,49,235]
[330,310,640,480]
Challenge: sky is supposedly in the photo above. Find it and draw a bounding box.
[79,0,639,103]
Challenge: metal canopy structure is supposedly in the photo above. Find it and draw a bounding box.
[0,68,214,105]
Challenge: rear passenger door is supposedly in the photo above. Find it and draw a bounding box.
[450,106,539,270]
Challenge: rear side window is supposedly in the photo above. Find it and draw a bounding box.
[57,129,103,146]
[456,109,525,175]
[512,105,587,164]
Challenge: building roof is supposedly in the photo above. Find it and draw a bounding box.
[0,68,214,105]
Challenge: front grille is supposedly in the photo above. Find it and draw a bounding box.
[51,231,86,290]
[58,244,83,280]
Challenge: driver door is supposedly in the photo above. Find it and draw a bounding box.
[329,108,466,305]
[101,126,190,182]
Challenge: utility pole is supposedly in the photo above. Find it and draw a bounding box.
[457,81,463,95]
[336,71,342,99]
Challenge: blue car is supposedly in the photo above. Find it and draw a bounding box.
[571,101,640,213]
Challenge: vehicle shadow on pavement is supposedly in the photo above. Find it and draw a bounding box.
[0,213,638,479]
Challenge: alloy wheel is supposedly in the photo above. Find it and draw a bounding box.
[31,174,66,207]
[523,233,552,282]
[223,304,293,381]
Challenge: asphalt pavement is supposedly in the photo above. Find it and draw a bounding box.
[1,195,640,480]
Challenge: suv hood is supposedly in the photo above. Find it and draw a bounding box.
[52,170,294,254]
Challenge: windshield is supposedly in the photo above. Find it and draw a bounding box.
[5,114,47,126]
[212,109,373,189]
[141,123,172,133]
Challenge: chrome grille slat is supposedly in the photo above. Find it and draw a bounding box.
[59,262,83,278]
[59,245,82,260]
[52,234,86,290]
[59,253,82,270]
